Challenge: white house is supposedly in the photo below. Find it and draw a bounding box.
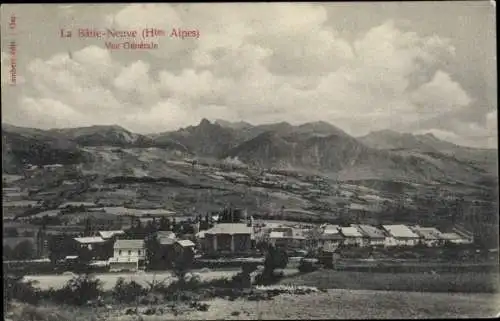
[382,225,420,247]
[339,226,365,247]
[109,239,146,272]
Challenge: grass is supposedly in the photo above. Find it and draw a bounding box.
[279,270,500,293]
[7,289,499,320]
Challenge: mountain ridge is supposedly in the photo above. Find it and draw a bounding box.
[2,121,496,183]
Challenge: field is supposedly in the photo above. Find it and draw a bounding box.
[7,289,499,320]
[278,270,500,293]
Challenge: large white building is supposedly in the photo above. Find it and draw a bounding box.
[109,239,146,271]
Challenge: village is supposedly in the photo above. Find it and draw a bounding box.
[3,201,477,274]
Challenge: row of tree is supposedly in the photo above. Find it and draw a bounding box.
[3,240,35,261]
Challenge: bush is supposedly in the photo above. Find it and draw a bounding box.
[254,270,285,286]
[3,274,41,308]
[112,277,147,303]
[50,274,103,306]
[298,259,320,273]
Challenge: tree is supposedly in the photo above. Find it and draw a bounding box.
[265,245,288,271]
[84,218,92,236]
[3,245,13,260]
[13,240,35,260]
[59,274,103,306]
[5,228,18,238]
[171,251,193,283]
[145,236,161,270]
[159,217,168,230]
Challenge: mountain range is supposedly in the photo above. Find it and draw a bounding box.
[2,120,497,184]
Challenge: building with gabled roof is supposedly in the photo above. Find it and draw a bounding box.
[382,224,420,247]
[411,227,445,247]
[355,224,387,247]
[109,239,146,271]
[203,223,254,255]
[339,226,365,247]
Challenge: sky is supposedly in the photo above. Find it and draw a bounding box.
[1,2,497,148]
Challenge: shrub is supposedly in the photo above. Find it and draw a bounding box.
[112,277,147,303]
[51,274,103,306]
[254,270,285,286]
[298,259,319,273]
[3,274,41,308]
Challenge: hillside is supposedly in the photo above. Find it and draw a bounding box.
[359,130,498,174]
[2,121,497,185]
[2,125,88,173]
[49,125,155,147]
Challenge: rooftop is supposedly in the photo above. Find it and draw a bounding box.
[114,239,145,249]
[176,239,196,247]
[319,233,344,240]
[205,223,253,235]
[159,237,176,245]
[412,227,444,240]
[356,224,386,239]
[439,233,464,240]
[156,231,176,239]
[98,230,125,239]
[339,226,363,238]
[382,225,419,239]
[74,236,106,244]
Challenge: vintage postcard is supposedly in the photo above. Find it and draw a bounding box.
[1,2,498,320]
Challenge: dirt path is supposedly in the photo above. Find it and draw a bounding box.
[23,269,240,291]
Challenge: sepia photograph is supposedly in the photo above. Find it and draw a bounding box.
[1,2,498,320]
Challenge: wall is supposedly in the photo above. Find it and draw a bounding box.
[233,234,251,251]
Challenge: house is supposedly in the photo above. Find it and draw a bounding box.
[74,236,111,260]
[173,239,196,265]
[109,239,146,272]
[339,226,365,247]
[155,231,178,265]
[203,223,253,255]
[382,225,420,247]
[319,243,341,268]
[267,227,307,252]
[355,224,387,247]
[411,227,445,247]
[323,224,340,234]
[439,232,470,245]
[318,232,344,248]
[316,225,343,248]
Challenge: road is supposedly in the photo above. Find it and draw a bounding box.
[23,268,241,291]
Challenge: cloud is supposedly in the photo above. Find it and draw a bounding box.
[6,4,490,148]
[410,70,472,116]
[416,109,497,148]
